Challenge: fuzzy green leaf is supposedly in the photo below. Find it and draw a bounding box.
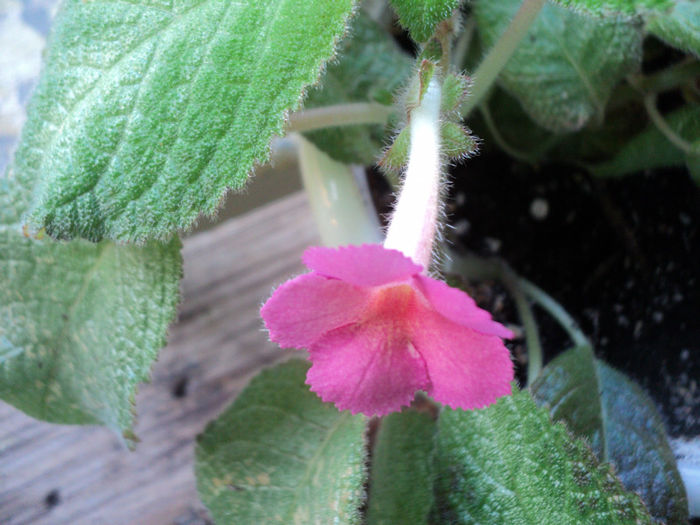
[551,0,672,15]
[390,0,461,42]
[195,360,367,525]
[647,0,700,57]
[591,105,700,178]
[0,164,181,434]
[531,346,689,523]
[432,390,655,524]
[475,0,643,132]
[303,13,412,165]
[17,0,356,243]
[367,410,436,525]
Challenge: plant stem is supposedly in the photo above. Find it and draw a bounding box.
[461,0,546,118]
[286,103,393,133]
[451,16,475,69]
[643,93,700,156]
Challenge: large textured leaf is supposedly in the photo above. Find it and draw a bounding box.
[303,13,412,164]
[475,0,642,132]
[0,166,182,434]
[592,105,700,178]
[647,0,700,57]
[531,346,688,523]
[551,0,672,15]
[390,0,461,42]
[196,360,367,525]
[367,410,436,525]
[432,390,654,524]
[17,0,356,243]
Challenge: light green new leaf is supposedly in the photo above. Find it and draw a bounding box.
[196,360,367,525]
[647,0,700,57]
[552,0,672,15]
[432,390,654,524]
[531,346,689,523]
[592,104,700,179]
[475,0,643,132]
[367,410,436,525]
[17,0,356,243]
[0,165,181,434]
[390,0,461,42]
[304,13,412,164]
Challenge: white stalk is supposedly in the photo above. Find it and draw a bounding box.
[384,78,442,269]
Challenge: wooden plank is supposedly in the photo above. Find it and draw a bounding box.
[0,192,318,525]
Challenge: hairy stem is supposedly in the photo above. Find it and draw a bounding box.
[643,93,700,156]
[461,0,546,118]
[286,103,393,134]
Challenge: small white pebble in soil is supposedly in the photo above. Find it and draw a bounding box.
[530,198,549,221]
[455,192,466,206]
[679,212,691,225]
[674,292,684,303]
[454,219,470,236]
[681,349,690,361]
[652,311,664,323]
[634,320,643,339]
[485,237,502,253]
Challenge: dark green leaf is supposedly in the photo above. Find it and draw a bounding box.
[303,13,412,164]
[196,360,367,525]
[17,0,356,243]
[531,345,688,523]
[367,410,436,525]
[647,0,700,58]
[390,0,461,42]
[591,105,700,178]
[432,389,655,524]
[475,0,643,132]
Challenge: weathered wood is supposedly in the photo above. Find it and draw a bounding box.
[0,192,318,525]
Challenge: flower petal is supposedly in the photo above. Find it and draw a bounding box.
[410,308,514,410]
[303,244,422,287]
[414,274,513,339]
[307,322,429,416]
[261,273,370,348]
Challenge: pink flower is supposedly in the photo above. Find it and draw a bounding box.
[261,244,514,416]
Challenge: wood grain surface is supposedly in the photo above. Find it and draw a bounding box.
[0,192,318,525]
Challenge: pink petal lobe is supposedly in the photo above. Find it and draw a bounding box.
[261,273,370,348]
[410,308,514,410]
[306,320,429,416]
[303,244,422,287]
[414,274,513,339]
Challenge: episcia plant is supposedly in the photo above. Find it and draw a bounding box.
[0,0,697,523]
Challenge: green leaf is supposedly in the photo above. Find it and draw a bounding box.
[1,166,181,434]
[17,0,356,243]
[551,0,672,15]
[390,0,461,42]
[530,346,689,523]
[474,0,643,132]
[367,410,436,525]
[591,104,700,178]
[303,13,412,164]
[196,360,367,525]
[647,0,700,58]
[432,390,655,524]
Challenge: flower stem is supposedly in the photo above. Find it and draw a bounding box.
[293,135,382,246]
[286,103,393,133]
[461,0,546,118]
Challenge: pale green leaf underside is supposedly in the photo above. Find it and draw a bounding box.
[432,390,654,524]
[531,346,688,523]
[592,105,700,178]
[304,13,412,164]
[0,187,181,432]
[552,0,672,15]
[367,410,435,525]
[390,0,461,42]
[475,0,642,132]
[18,0,355,243]
[647,0,700,57]
[196,360,367,525]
